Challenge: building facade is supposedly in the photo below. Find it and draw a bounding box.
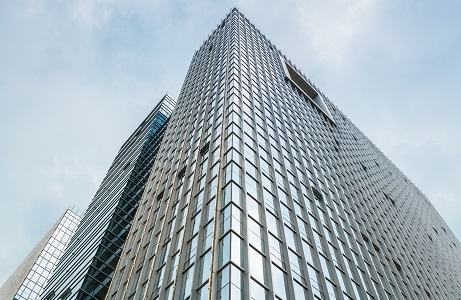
[41,94,175,300]
[0,209,80,300]
[106,9,461,300]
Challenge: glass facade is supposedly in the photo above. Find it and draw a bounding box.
[0,209,80,300]
[107,8,461,300]
[41,94,176,300]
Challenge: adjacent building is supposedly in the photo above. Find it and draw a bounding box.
[41,94,175,300]
[0,209,80,300]
[106,8,461,300]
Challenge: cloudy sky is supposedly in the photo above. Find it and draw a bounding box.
[1,0,460,284]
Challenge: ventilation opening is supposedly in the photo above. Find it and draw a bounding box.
[122,161,131,170]
[44,292,56,300]
[312,188,323,202]
[200,141,210,155]
[383,192,395,206]
[280,57,335,124]
[373,243,380,252]
[178,166,186,178]
[58,288,72,300]
[393,260,402,272]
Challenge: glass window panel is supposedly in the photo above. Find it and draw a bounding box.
[222,182,242,208]
[248,217,264,252]
[221,204,242,235]
[268,234,285,269]
[326,279,338,299]
[246,175,259,198]
[247,195,261,222]
[198,283,209,300]
[319,254,332,279]
[266,212,279,238]
[302,240,316,268]
[249,247,265,284]
[293,280,307,300]
[182,266,194,298]
[250,279,267,300]
[220,234,231,267]
[284,226,297,250]
[308,264,324,299]
[231,233,242,267]
[198,251,212,285]
[271,264,287,299]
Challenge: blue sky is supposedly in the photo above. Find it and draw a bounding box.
[1,0,460,284]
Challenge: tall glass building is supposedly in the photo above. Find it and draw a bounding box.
[0,209,80,300]
[41,94,175,300]
[106,8,461,300]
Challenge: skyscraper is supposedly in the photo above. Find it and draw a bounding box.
[0,209,80,300]
[41,94,175,300]
[106,8,461,300]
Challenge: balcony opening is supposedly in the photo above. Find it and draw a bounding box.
[280,57,335,125]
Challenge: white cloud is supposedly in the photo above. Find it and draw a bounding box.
[71,0,114,29]
[292,0,379,66]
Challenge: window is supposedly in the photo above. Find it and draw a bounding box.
[43,291,55,300]
[271,264,287,299]
[250,279,267,300]
[249,247,266,283]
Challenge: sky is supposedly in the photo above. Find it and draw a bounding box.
[1,0,461,285]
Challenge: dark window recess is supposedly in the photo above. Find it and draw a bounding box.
[361,164,367,172]
[428,235,433,242]
[157,190,164,201]
[373,243,380,252]
[383,192,395,205]
[209,45,213,52]
[425,289,431,298]
[58,288,72,300]
[44,292,55,300]
[178,166,187,178]
[123,161,131,170]
[200,141,210,155]
[361,233,370,243]
[312,188,323,202]
[394,260,402,272]
[432,227,438,234]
